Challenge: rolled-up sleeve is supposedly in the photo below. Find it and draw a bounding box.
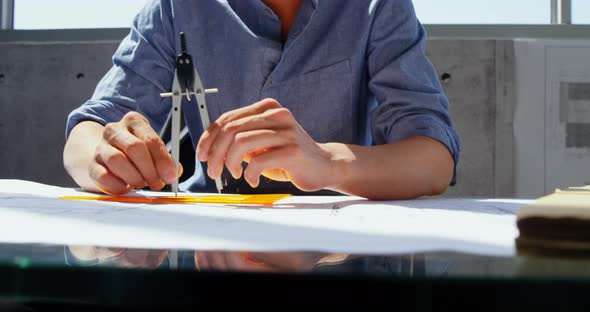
[367,0,461,185]
[65,0,176,138]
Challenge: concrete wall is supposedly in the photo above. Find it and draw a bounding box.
[0,41,119,187]
[0,39,511,197]
[427,39,515,198]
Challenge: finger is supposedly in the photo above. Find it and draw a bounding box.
[223,252,274,272]
[104,248,126,255]
[95,143,146,188]
[223,107,294,134]
[245,252,275,266]
[120,249,167,268]
[208,252,229,271]
[121,249,150,266]
[249,252,321,272]
[146,250,169,268]
[243,146,297,188]
[240,252,266,266]
[260,168,292,182]
[103,124,165,191]
[242,150,291,184]
[196,120,223,162]
[88,161,132,195]
[196,98,282,162]
[129,121,178,185]
[224,129,293,179]
[194,251,208,271]
[224,252,265,272]
[237,252,282,272]
[207,107,289,179]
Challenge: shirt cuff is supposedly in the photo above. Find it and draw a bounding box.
[65,100,127,139]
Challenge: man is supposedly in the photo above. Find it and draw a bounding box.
[63,0,461,200]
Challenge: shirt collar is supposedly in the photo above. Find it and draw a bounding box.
[226,0,317,42]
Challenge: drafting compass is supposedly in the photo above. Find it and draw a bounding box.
[160,32,223,195]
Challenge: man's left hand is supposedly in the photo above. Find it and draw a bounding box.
[196,98,339,191]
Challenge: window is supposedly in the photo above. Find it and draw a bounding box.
[573,0,590,24]
[9,0,590,29]
[412,0,551,24]
[14,0,148,29]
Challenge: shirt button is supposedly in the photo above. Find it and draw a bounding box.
[268,79,273,86]
[264,8,273,17]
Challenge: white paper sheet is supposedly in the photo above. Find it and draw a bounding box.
[0,180,531,256]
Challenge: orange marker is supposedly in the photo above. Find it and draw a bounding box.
[60,194,291,206]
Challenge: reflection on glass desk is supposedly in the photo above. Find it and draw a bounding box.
[1,180,589,310]
[2,244,590,311]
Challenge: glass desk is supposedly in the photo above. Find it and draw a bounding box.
[1,179,588,310]
[1,243,590,311]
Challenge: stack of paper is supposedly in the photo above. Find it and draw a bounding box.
[517,186,590,256]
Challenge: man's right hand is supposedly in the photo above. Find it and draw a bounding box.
[64,112,181,195]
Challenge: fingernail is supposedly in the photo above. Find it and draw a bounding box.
[158,180,166,190]
[95,184,110,194]
[248,177,259,189]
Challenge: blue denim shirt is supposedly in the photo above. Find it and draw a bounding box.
[66,0,461,193]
